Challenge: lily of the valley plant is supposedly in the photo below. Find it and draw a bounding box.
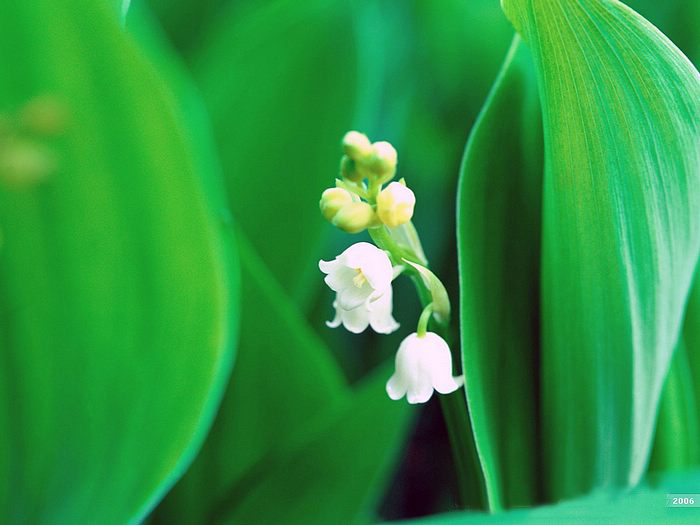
[319,131,463,404]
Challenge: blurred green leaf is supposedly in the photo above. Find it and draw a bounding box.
[384,470,700,524]
[501,0,700,500]
[152,233,350,522]
[192,0,357,307]
[0,0,237,523]
[456,36,543,510]
[213,362,412,525]
[146,0,230,52]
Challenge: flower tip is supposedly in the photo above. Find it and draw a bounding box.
[331,202,376,233]
[319,187,354,222]
[367,140,397,178]
[342,131,373,161]
[376,181,415,228]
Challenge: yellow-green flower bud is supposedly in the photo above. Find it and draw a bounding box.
[340,155,363,183]
[366,141,397,178]
[332,201,376,233]
[0,138,56,187]
[376,180,415,228]
[342,131,373,161]
[320,187,354,222]
[19,95,68,136]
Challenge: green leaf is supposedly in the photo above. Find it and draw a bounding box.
[384,470,700,524]
[192,0,357,306]
[681,275,700,453]
[457,35,543,511]
[152,233,350,523]
[212,363,412,525]
[501,0,700,500]
[0,0,237,523]
[649,342,700,472]
[685,277,700,380]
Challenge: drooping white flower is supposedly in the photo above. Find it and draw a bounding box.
[319,242,393,311]
[386,332,464,404]
[326,285,399,334]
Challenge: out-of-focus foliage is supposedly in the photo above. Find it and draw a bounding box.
[0,0,237,523]
[190,0,358,307]
[213,363,411,525]
[151,232,411,525]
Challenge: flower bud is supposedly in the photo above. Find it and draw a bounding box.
[19,95,68,136]
[319,187,354,222]
[342,131,373,161]
[376,181,415,228]
[332,201,376,233]
[366,141,397,178]
[0,138,56,187]
[339,155,362,182]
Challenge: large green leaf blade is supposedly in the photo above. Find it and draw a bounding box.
[501,0,700,500]
[0,0,237,522]
[457,36,543,510]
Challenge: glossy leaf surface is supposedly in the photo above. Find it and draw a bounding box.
[502,0,700,499]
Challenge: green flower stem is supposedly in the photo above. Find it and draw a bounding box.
[336,178,368,199]
[372,224,486,510]
[413,275,485,510]
[416,303,434,338]
[368,226,424,267]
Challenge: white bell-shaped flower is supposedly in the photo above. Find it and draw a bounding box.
[386,332,464,404]
[326,286,399,334]
[319,242,393,311]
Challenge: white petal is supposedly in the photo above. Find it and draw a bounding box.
[323,265,356,293]
[432,374,464,395]
[386,374,407,400]
[359,252,393,290]
[339,304,370,333]
[337,279,373,310]
[342,242,393,290]
[370,316,399,335]
[341,242,381,267]
[406,379,434,404]
[368,289,399,334]
[325,300,342,329]
[420,332,451,354]
[318,258,339,275]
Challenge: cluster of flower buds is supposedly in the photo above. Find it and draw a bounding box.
[0,95,67,188]
[318,132,462,404]
[318,131,415,234]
